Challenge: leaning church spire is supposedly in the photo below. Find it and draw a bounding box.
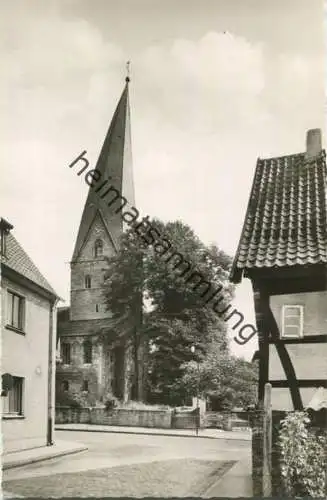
[72,74,135,261]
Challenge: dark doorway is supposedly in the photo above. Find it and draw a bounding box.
[113,346,124,399]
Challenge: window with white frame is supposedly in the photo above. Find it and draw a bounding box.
[7,291,25,331]
[281,305,304,337]
[2,376,24,415]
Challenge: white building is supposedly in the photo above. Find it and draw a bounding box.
[1,217,59,453]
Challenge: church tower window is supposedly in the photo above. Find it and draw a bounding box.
[83,340,92,364]
[61,343,71,364]
[85,275,91,289]
[62,380,69,392]
[94,239,103,257]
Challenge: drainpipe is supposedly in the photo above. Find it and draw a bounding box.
[47,297,59,446]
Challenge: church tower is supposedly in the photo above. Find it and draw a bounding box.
[70,77,134,321]
[56,76,136,405]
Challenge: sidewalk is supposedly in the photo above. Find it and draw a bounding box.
[56,423,251,441]
[203,455,253,497]
[2,439,88,470]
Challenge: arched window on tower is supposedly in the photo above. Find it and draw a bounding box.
[85,275,91,289]
[83,340,93,364]
[62,380,69,392]
[94,239,103,257]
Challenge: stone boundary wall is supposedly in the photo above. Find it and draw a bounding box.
[172,408,201,429]
[56,406,251,432]
[56,406,173,429]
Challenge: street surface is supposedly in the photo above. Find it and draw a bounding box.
[3,430,250,497]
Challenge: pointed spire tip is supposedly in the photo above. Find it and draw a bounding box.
[125,61,130,83]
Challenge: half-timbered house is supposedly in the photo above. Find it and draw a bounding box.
[230,129,327,412]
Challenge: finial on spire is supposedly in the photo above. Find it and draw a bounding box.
[125,61,130,83]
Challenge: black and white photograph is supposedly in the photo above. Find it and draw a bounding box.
[1,0,326,498]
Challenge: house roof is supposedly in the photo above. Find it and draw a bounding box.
[3,232,58,297]
[230,148,327,283]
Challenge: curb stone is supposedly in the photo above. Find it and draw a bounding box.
[56,425,251,441]
[2,445,88,471]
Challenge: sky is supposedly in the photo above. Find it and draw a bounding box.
[1,0,325,360]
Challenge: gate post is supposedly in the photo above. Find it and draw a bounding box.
[263,383,272,496]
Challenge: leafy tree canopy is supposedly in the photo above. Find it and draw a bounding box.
[180,344,258,410]
[103,217,237,405]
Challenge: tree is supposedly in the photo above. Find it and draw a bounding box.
[143,219,234,404]
[103,217,235,405]
[103,228,146,401]
[180,344,258,410]
[146,319,197,405]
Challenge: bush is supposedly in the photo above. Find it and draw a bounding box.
[119,400,171,410]
[278,411,326,498]
[102,397,172,412]
[104,395,119,411]
[56,389,90,408]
